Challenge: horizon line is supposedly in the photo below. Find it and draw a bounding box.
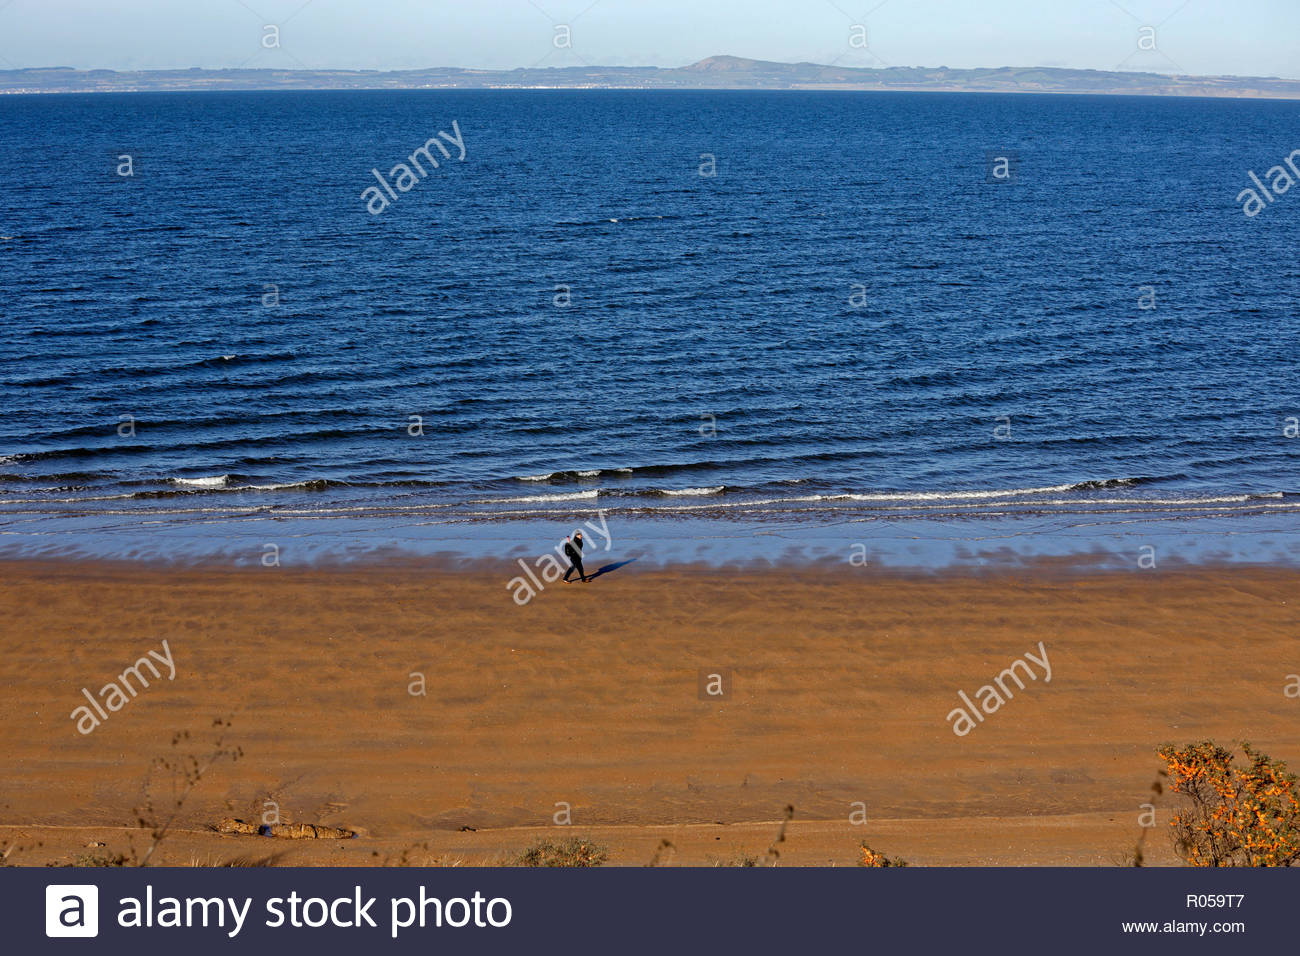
[3,55,1297,84]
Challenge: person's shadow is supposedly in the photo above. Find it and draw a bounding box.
[586,558,637,582]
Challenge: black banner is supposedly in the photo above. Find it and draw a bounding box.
[8,867,1295,952]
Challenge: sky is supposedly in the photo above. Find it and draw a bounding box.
[0,0,1296,79]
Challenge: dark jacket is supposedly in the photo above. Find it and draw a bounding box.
[564,537,583,563]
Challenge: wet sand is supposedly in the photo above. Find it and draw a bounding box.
[1,559,1295,866]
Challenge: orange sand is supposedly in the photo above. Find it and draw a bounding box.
[1,560,1295,866]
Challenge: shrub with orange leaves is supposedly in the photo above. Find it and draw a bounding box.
[1157,740,1300,867]
[858,843,908,867]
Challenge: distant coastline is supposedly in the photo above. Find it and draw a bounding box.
[4,55,1300,98]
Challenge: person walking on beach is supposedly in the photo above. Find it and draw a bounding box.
[563,532,588,583]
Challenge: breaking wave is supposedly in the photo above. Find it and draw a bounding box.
[477,490,602,504]
[516,468,633,482]
[170,475,233,489]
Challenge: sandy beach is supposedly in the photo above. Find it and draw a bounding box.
[2,559,1296,867]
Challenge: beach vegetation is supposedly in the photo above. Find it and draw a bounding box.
[858,843,909,867]
[186,852,284,867]
[72,851,131,867]
[644,838,675,867]
[132,717,243,866]
[512,837,609,867]
[1158,740,1300,867]
[709,804,796,867]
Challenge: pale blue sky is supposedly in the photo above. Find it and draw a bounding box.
[0,0,1295,78]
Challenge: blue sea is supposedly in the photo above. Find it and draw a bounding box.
[2,90,1299,566]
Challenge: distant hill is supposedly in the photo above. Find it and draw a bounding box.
[3,55,1299,98]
